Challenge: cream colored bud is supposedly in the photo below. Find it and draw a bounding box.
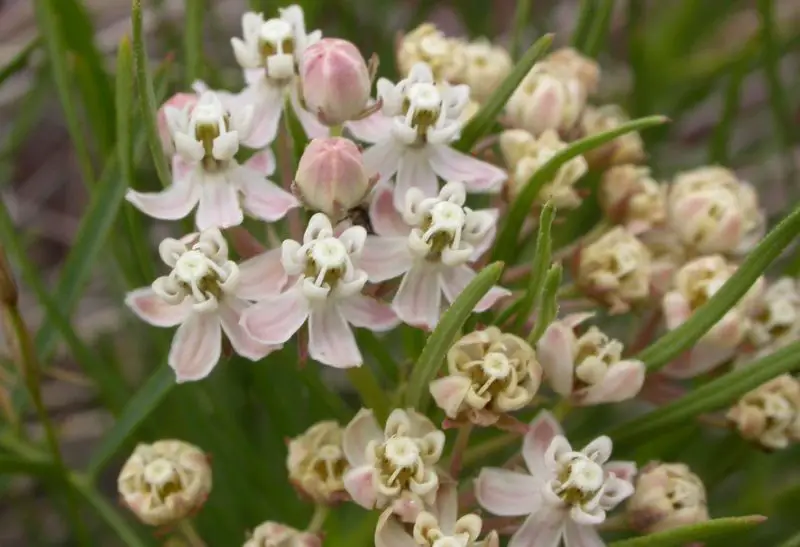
[429,327,542,426]
[462,39,512,103]
[579,105,646,169]
[507,63,587,136]
[397,23,467,82]
[499,129,536,171]
[639,228,688,295]
[727,375,800,450]
[627,462,709,534]
[748,278,800,349]
[545,47,601,94]
[244,521,321,547]
[117,440,211,526]
[287,420,348,502]
[600,165,667,234]
[578,227,652,313]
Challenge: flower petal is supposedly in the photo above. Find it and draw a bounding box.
[308,304,362,367]
[360,236,413,282]
[244,149,277,176]
[343,408,382,466]
[375,508,416,547]
[563,521,604,547]
[429,144,506,193]
[363,139,403,185]
[509,509,565,547]
[537,321,577,396]
[236,248,288,300]
[603,461,637,483]
[125,287,191,327]
[661,342,733,379]
[392,265,442,330]
[662,291,691,331]
[523,411,564,476]
[434,483,459,532]
[233,166,299,221]
[429,376,472,418]
[218,300,276,360]
[475,468,543,517]
[240,288,309,344]
[240,82,284,148]
[439,265,510,311]
[169,313,222,382]
[576,360,645,405]
[581,436,612,464]
[343,466,378,509]
[395,149,438,210]
[369,183,412,237]
[196,172,244,230]
[125,170,200,221]
[347,109,395,144]
[290,85,329,139]
[338,294,400,332]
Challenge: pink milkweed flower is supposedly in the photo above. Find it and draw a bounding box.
[157,92,198,155]
[346,62,506,210]
[476,412,636,547]
[125,229,280,383]
[240,213,399,368]
[126,92,299,230]
[228,6,328,148]
[359,182,510,330]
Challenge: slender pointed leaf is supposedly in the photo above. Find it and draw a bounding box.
[571,0,596,51]
[609,516,765,547]
[528,263,562,344]
[513,203,555,332]
[185,0,205,84]
[0,37,40,88]
[583,0,615,58]
[509,0,533,59]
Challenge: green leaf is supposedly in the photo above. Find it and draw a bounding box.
[528,263,562,344]
[453,35,553,152]
[0,37,40,88]
[132,0,172,187]
[513,202,555,332]
[636,205,800,371]
[571,0,596,51]
[583,0,616,58]
[492,116,667,263]
[0,455,55,477]
[610,340,800,447]
[779,530,800,547]
[347,366,391,425]
[709,59,746,164]
[406,262,505,408]
[185,0,205,84]
[608,515,765,547]
[509,0,533,59]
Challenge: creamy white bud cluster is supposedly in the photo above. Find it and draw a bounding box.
[287,421,348,502]
[727,375,800,450]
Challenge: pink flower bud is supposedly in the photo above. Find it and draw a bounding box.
[294,137,372,217]
[300,38,371,126]
[157,93,198,155]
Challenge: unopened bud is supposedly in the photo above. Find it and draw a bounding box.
[0,247,18,307]
[727,374,800,450]
[579,105,646,169]
[287,420,348,502]
[507,63,587,136]
[157,93,198,156]
[397,23,466,83]
[545,47,600,94]
[294,137,372,218]
[244,521,321,547]
[462,39,512,103]
[599,165,666,234]
[301,38,371,126]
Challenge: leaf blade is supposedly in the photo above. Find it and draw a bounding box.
[608,515,765,547]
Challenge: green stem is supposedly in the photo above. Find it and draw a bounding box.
[329,124,344,137]
[509,0,533,59]
[307,504,330,534]
[347,366,390,425]
[179,520,206,547]
[448,423,474,477]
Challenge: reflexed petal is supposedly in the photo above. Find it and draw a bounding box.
[392,265,442,330]
[429,144,506,193]
[569,505,605,526]
[343,408,382,466]
[509,509,565,547]
[347,109,395,144]
[581,436,612,464]
[236,248,288,300]
[604,461,637,483]
[661,342,733,379]
[429,376,472,418]
[395,149,438,210]
[169,313,222,382]
[125,287,191,327]
[343,466,378,509]
[523,411,564,476]
[439,265,510,311]
[196,173,244,229]
[375,509,415,547]
[308,304,362,367]
[370,184,412,237]
[360,236,413,282]
[475,468,542,517]
[470,209,499,260]
[576,360,645,405]
[233,166,299,221]
[434,483,459,532]
[662,291,691,331]
[240,82,284,148]
[338,294,400,332]
[212,131,239,161]
[536,321,576,396]
[244,149,277,175]
[290,85,330,139]
[218,300,276,360]
[125,173,201,221]
[563,521,604,547]
[240,288,309,344]
[363,139,403,184]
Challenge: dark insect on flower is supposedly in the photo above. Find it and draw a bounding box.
[347,204,374,235]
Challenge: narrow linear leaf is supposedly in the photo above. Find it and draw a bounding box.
[184,0,205,84]
[709,59,746,164]
[611,340,800,446]
[571,0,596,51]
[0,37,40,87]
[528,263,562,344]
[779,530,800,547]
[608,515,765,547]
[509,0,533,60]
[454,35,553,152]
[513,203,555,332]
[0,455,55,477]
[583,0,615,58]
[492,116,667,263]
[636,205,800,370]
[406,262,505,408]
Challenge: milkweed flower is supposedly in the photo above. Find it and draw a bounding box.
[579,105,646,168]
[125,229,278,382]
[546,47,601,95]
[347,62,506,210]
[157,92,198,155]
[461,39,512,104]
[118,440,211,526]
[342,408,445,522]
[229,5,327,148]
[244,521,321,547]
[360,182,510,330]
[747,277,800,350]
[727,374,800,450]
[287,421,348,503]
[126,92,298,230]
[396,23,467,83]
[599,165,667,234]
[240,213,398,368]
[476,412,636,547]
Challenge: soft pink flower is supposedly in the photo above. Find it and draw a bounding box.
[125,229,281,383]
[347,62,506,210]
[157,92,198,155]
[126,92,298,230]
[240,214,399,368]
[360,182,510,330]
[476,412,636,547]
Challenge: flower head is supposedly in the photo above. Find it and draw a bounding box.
[461,39,512,103]
[577,227,652,313]
[627,462,709,534]
[157,92,199,155]
[537,313,645,405]
[748,277,800,350]
[579,105,646,168]
[599,165,667,234]
[396,23,467,83]
[343,408,446,522]
[546,47,601,95]
[429,327,542,427]
[118,440,211,526]
[244,521,321,547]
[727,374,800,450]
[287,421,348,503]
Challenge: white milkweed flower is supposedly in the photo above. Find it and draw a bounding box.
[287,420,348,503]
[461,39,512,104]
[347,62,506,210]
[579,105,647,169]
[359,182,510,331]
[240,213,399,368]
[228,5,327,148]
[118,440,211,526]
[342,408,446,522]
[599,165,667,234]
[500,129,588,210]
[537,313,646,405]
[244,521,321,547]
[747,277,800,350]
[396,23,467,84]
[545,47,601,95]
[126,229,281,382]
[727,374,800,450]
[126,91,298,230]
[476,412,636,547]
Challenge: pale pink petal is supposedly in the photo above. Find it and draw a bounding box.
[290,85,330,139]
[394,149,438,210]
[581,436,612,463]
[576,360,645,405]
[439,265,510,311]
[375,509,416,547]
[343,466,377,509]
[125,287,191,327]
[509,509,565,547]
[392,265,442,330]
[369,184,412,237]
[236,248,288,300]
[240,288,309,344]
[569,506,606,526]
[429,144,506,193]
[470,208,499,260]
[360,236,413,282]
[475,468,542,517]
[662,292,691,331]
[363,139,403,184]
[173,155,195,180]
[347,109,395,144]
[169,313,222,382]
[343,408,382,466]
[604,461,637,483]
[218,300,276,360]
[196,173,244,230]
[233,166,299,221]
[338,294,400,332]
[661,342,733,379]
[125,171,200,221]
[240,83,284,148]
[429,376,472,418]
[433,483,459,532]
[563,521,604,547]
[244,149,277,175]
[523,411,564,476]
[308,304,362,367]
[537,322,577,396]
